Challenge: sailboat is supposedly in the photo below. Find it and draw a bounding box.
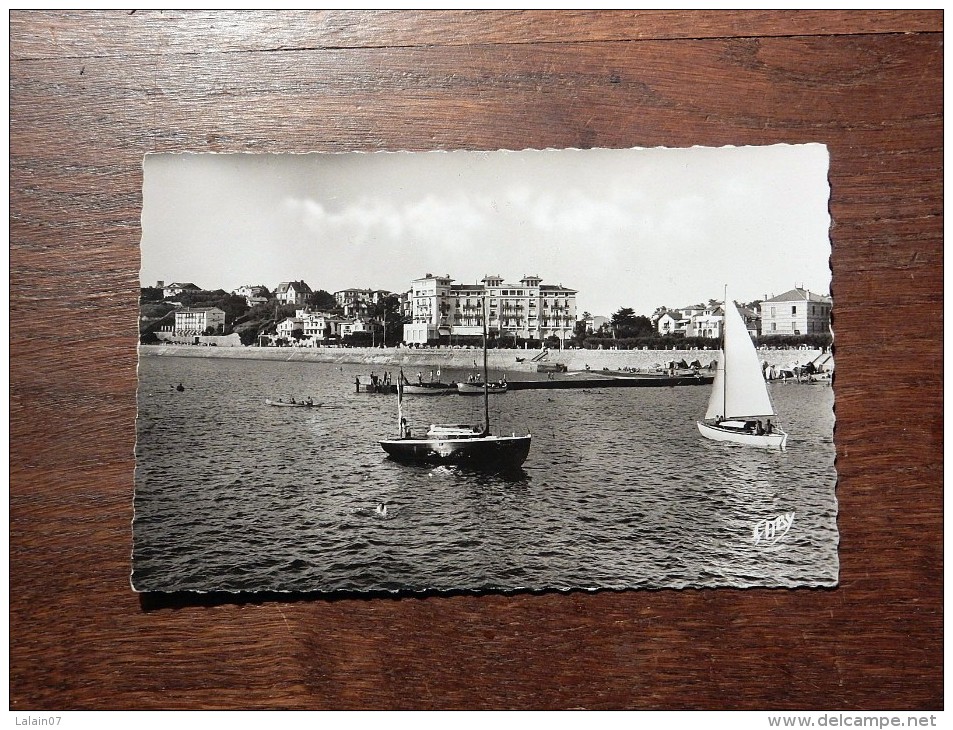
[379,297,531,470]
[697,294,788,449]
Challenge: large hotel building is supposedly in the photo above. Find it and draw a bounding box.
[403,273,577,346]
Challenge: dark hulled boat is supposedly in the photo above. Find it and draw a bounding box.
[379,425,531,469]
[379,296,531,471]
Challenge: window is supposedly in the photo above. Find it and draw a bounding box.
[791,305,797,315]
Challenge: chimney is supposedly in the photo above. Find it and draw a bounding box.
[157,280,164,288]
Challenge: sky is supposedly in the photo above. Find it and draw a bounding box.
[140,145,831,317]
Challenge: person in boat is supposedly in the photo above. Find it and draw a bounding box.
[765,420,774,435]
[290,397,296,404]
[175,383,185,392]
[306,397,313,406]
[375,502,388,518]
[400,417,410,439]
[756,420,765,435]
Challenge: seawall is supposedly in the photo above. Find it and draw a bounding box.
[139,344,824,372]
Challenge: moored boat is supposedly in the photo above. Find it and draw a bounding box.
[380,296,530,471]
[456,380,507,395]
[402,382,455,395]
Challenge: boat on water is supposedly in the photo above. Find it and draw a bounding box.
[456,379,507,395]
[265,398,318,408]
[401,382,455,395]
[380,298,531,470]
[697,294,787,449]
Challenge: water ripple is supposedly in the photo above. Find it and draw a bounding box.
[132,357,838,592]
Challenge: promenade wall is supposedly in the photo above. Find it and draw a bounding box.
[140,344,824,372]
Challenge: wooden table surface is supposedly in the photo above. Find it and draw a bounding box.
[10,11,943,710]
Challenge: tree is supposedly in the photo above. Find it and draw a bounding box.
[610,308,655,340]
[140,286,163,303]
[371,294,406,346]
[308,289,337,311]
[610,307,637,338]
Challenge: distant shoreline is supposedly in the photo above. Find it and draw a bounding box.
[138,344,824,372]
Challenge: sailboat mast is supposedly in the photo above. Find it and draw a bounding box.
[482,295,490,435]
[722,285,727,419]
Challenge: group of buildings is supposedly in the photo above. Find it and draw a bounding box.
[153,275,831,347]
[655,288,833,340]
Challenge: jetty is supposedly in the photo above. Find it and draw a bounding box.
[356,373,713,393]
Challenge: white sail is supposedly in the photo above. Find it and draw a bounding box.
[704,353,726,420]
[705,299,776,420]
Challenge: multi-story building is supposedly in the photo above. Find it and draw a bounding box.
[656,304,719,338]
[275,280,312,306]
[654,302,758,340]
[339,318,383,342]
[173,307,225,336]
[760,288,832,336]
[276,316,304,340]
[334,288,392,317]
[655,310,690,337]
[404,273,577,346]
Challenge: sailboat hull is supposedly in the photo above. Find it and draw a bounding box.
[697,421,787,450]
[380,434,531,469]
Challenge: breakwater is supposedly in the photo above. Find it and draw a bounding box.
[139,344,824,372]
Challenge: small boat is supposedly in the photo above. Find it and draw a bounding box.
[456,380,507,395]
[380,297,530,471]
[265,398,318,408]
[402,380,454,395]
[697,292,787,449]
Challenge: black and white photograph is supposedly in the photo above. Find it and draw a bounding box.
[133,145,837,594]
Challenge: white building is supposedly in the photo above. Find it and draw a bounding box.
[761,288,832,336]
[233,285,270,307]
[276,316,304,340]
[404,273,577,346]
[173,307,225,336]
[656,311,689,336]
[163,282,201,299]
[656,301,761,339]
[275,281,312,306]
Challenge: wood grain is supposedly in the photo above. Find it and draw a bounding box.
[10,10,942,710]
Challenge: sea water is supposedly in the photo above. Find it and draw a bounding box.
[132,354,838,593]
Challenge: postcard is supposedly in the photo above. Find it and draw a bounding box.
[133,145,836,593]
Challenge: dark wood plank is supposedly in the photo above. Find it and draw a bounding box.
[10,11,942,710]
[10,10,942,59]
